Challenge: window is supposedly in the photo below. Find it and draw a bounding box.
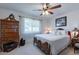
[24,18,40,33]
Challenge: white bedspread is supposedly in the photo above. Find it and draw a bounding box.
[35,34,70,55]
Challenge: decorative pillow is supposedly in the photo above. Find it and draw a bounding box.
[75,43,79,48]
[56,30,66,35]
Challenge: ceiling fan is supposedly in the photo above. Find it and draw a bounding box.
[34,3,61,15]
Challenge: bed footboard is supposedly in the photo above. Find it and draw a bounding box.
[33,37,52,55]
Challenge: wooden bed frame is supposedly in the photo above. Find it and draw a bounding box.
[33,37,52,55]
[33,37,69,55]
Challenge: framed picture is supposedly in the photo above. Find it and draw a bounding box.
[55,16,67,27]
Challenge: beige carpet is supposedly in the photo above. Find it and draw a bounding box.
[0,43,79,55]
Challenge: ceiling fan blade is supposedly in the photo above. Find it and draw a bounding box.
[50,4,61,9]
[33,9,42,11]
[48,11,53,14]
[40,13,43,16]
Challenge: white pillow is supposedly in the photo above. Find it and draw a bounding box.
[49,30,66,35]
[56,30,66,35]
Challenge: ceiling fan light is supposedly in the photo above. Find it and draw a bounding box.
[45,11,50,15]
[42,11,50,15]
[42,11,45,15]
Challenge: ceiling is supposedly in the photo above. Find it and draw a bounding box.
[0,3,79,17]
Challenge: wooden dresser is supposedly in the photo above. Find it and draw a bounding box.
[0,15,19,51]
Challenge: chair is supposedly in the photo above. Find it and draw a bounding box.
[73,36,79,53]
[74,41,79,53]
[73,32,79,53]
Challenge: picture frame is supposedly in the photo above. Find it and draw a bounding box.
[55,16,67,27]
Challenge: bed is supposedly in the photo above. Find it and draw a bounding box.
[34,29,70,55]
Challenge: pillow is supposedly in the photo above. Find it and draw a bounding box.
[50,30,66,35]
[56,30,66,35]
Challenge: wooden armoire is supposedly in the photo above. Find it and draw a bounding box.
[0,14,19,51]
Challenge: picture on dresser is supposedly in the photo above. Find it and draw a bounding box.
[55,16,67,27]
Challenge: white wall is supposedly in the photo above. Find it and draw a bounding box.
[40,16,54,33]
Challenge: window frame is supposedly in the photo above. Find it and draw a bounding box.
[23,18,41,33]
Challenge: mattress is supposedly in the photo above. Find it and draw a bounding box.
[35,34,69,41]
